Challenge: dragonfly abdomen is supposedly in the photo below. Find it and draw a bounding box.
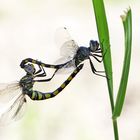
[20,58,67,69]
[27,64,83,100]
[29,91,54,100]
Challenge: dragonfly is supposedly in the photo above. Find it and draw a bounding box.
[0,62,83,125]
[20,27,106,77]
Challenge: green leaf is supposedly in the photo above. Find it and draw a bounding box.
[92,1,120,139]
[113,8,132,119]
[92,0,114,112]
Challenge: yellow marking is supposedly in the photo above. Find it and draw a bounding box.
[53,90,59,95]
[74,70,78,74]
[25,59,29,63]
[68,76,73,81]
[32,92,36,99]
[38,93,42,100]
[32,60,36,64]
[61,83,66,88]
[45,94,51,99]
[50,65,55,68]
[41,63,45,67]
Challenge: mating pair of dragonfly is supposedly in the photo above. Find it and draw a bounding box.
[0,27,105,125]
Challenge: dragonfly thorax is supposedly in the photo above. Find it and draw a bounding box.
[20,75,34,93]
[74,47,90,66]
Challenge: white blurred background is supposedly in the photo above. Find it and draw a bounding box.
[0,0,140,140]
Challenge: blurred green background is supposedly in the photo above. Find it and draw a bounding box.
[0,0,139,140]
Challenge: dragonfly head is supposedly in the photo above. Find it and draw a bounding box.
[23,64,36,75]
[89,40,99,52]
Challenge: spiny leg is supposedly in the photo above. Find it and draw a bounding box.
[35,65,46,77]
[27,64,84,100]
[89,58,106,77]
[93,40,108,61]
[92,54,102,58]
[94,50,102,53]
[34,64,59,82]
[90,53,103,63]
[34,69,58,82]
[89,58,104,73]
[94,48,102,53]
[34,64,43,75]
[90,47,108,63]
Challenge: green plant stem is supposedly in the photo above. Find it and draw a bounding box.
[113,119,119,140]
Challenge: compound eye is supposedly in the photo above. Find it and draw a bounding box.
[24,64,36,74]
[89,40,99,52]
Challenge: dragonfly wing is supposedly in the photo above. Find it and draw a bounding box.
[0,82,20,103]
[55,56,73,65]
[55,59,76,74]
[60,40,79,58]
[10,94,27,121]
[55,27,79,58]
[0,93,27,125]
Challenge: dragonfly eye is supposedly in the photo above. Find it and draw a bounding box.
[89,40,99,52]
[24,64,36,74]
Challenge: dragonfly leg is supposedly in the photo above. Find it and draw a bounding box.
[90,48,108,63]
[89,58,106,78]
[90,53,103,63]
[35,65,46,77]
[35,65,43,75]
[34,65,59,82]
[34,69,58,82]
[94,50,102,53]
[90,41,108,62]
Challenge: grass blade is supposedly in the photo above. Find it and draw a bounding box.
[92,0,114,112]
[113,8,132,119]
[92,1,119,140]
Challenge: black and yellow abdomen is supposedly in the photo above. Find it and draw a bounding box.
[20,58,67,69]
[27,64,83,100]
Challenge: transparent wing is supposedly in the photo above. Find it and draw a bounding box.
[55,27,79,59]
[60,40,78,58]
[0,82,20,103]
[55,27,78,74]
[55,59,76,74]
[0,92,27,126]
